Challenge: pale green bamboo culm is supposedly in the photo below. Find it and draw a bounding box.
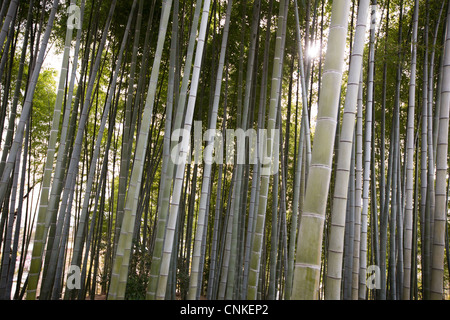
[403,0,419,300]
[227,0,261,300]
[146,0,202,300]
[0,0,59,210]
[25,0,76,300]
[156,0,212,300]
[247,0,288,300]
[0,0,18,53]
[0,0,61,300]
[291,0,351,300]
[107,0,174,300]
[324,0,369,300]
[357,0,377,300]
[67,0,137,299]
[187,0,233,300]
[285,0,312,300]
[430,0,450,300]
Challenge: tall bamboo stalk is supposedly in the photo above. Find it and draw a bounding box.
[68,0,136,299]
[155,0,211,300]
[292,0,351,300]
[325,0,369,300]
[39,1,117,300]
[247,0,288,300]
[108,0,173,300]
[403,0,419,300]
[430,1,450,300]
[358,0,377,300]
[146,0,202,299]
[3,0,60,300]
[188,0,232,300]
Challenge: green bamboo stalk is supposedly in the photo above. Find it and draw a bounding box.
[325,0,369,300]
[353,77,363,301]
[0,0,17,53]
[24,0,77,299]
[187,0,232,300]
[146,0,202,300]
[357,1,377,300]
[403,0,419,300]
[292,0,351,300]
[0,125,22,299]
[242,0,273,300]
[113,0,148,251]
[155,0,211,300]
[227,0,261,300]
[6,117,29,299]
[285,0,313,300]
[108,0,173,300]
[378,0,389,301]
[41,0,88,287]
[67,0,136,298]
[0,7,17,143]
[218,168,236,300]
[429,1,445,164]
[39,1,117,299]
[0,0,10,27]
[207,66,229,300]
[0,0,33,183]
[421,1,430,298]
[1,0,60,300]
[247,0,288,300]
[430,2,450,300]
[343,134,355,301]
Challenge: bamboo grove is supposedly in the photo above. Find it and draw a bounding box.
[0,0,448,301]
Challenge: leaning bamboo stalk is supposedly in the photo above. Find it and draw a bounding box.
[6,118,29,299]
[146,0,202,299]
[39,1,117,299]
[0,130,22,299]
[285,0,313,300]
[242,0,274,299]
[324,0,369,300]
[108,0,173,300]
[113,0,144,250]
[24,0,78,299]
[292,0,351,300]
[247,0,288,300]
[155,0,211,300]
[0,0,18,53]
[68,0,136,296]
[0,0,33,179]
[0,8,17,138]
[0,0,57,204]
[0,0,61,300]
[187,0,232,300]
[0,1,10,27]
[41,1,88,286]
[430,1,445,162]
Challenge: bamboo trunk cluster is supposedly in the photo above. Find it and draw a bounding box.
[0,0,447,302]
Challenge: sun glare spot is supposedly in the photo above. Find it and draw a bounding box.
[308,42,320,59]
